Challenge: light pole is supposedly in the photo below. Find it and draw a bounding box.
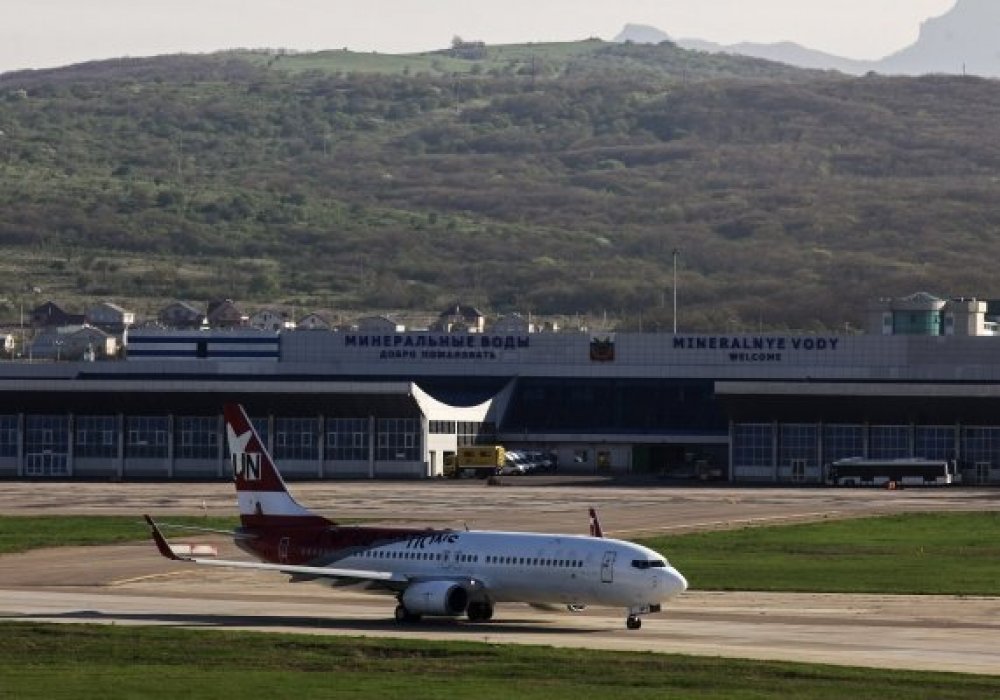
[671,249,679,334]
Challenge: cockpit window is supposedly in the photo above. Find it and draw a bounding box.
[631,559,668,570]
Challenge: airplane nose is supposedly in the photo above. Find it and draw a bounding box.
[665,568,688,596]
[674,569,688,593]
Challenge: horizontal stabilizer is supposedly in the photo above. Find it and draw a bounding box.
[145,514,407,584]
[168,544,219,557]
[154,522,257,540]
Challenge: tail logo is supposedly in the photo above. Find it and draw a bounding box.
[232,452,261,481]
[226,423,261,481]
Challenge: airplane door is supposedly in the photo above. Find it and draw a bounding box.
[279,537,290,564]
[601,551,616,583]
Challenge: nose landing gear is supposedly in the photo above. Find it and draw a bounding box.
[625,604,660,630]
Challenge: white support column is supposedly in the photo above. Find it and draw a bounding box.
[421,414,430,479]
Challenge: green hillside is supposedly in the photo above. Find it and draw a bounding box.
[0,41,997,330]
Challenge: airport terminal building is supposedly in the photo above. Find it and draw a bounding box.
[3,294,1000,485]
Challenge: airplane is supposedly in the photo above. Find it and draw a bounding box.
[145,403,688,630]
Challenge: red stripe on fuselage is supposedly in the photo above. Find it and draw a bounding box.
[238,514,332,530]
[237,524,457,567]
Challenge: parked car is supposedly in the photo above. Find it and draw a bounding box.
[500,451,530,475]
[525,450,554,473]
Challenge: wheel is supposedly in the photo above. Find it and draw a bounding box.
[467,601,494,622]
[395,604,421,624]
[626,615,642,630]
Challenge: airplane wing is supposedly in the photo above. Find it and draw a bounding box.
[144,515,407,585]
[153,522,258,540]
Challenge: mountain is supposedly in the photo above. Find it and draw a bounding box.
[878,0,1000,77]
[677,38,871,76]
[616,23,871,76]
[616,1,1000,78]
[4,45,1000,331]
[613,24,671,46]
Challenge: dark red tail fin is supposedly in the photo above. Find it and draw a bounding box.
[588,507,604,538]
[224,403,327,529]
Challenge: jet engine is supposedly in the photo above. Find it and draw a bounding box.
[401,581,470,616]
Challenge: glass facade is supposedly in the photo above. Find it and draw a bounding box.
[961,427,1000,468]
[733,424,774,467]
[376,418,421,462]
[915,426,956,461]
[175,416,219,460]
[869,426,911,460]
[75,415,118,459]
[779,424,819,468]
[892,311,942,335]
[126,416,169,458]
[25,415,70,476]
[733,423,971,479]
[823,425,865,463]
[457,421,497,447]
[0,405,998,482]
[326,418,369,461]
[274,417,318,461]
[504,379,723,434]
[0,415,17,458]
[429,420,456,435]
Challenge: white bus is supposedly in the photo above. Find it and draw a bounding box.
[827,457,959,487]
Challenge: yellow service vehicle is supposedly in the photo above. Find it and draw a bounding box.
[443,445,505,479]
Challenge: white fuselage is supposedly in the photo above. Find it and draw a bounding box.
[319,530,687,608]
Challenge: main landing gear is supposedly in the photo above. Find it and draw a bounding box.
[466,601,494,622]
[394,604,422,624]
[394,601,495,624]
[626,615,642,630]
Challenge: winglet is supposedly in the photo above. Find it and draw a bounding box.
[144,514,188,561]
[588,507,604,538]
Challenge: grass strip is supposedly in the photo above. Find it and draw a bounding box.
[0,516,238,555]
[0,622,997,700]
[641,512,1000,595]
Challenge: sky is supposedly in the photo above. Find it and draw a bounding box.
[0,0,957,75]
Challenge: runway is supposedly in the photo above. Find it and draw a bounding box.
[1,481,999,675]
[3,576,999,675]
